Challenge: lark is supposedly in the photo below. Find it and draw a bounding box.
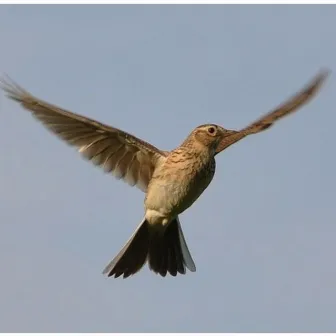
[0,70,328,278]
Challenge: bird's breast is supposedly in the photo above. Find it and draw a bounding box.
[145,153,216,218]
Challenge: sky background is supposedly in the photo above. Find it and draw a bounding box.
[0,4,335,333]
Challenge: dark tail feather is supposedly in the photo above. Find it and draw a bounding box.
[102,218,150,278]
[102,217,196,278]
[148,218,196,277]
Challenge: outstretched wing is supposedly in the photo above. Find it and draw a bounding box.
[1,77,167,192]
[216,70,329,154]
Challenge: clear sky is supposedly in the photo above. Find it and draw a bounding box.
[0,4,335,333]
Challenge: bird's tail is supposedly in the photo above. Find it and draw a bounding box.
[102,217,196,278]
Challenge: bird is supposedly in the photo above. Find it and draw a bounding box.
[0,70,329,278]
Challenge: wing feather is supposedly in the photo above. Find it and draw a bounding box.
[1,76,167,192]
[216,70,329,154]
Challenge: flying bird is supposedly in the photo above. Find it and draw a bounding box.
[0,70,329,278]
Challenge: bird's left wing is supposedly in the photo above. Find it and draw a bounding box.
[1,77,168,192]
[215,70,329,154]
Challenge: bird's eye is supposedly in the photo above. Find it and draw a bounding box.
[207,126,216,135]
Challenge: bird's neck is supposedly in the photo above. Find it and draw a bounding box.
[179,136,215,157]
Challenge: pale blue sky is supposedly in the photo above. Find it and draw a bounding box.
[0,5,335,332]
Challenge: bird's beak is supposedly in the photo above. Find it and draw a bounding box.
[220,128,238,138]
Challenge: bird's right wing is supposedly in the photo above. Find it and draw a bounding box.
[215,70,329,154]
[1,77,167,192]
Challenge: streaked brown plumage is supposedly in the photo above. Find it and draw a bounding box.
[0,70,329,278]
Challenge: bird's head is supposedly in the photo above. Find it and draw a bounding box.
[186,124,237,153]
[178,124,236,152]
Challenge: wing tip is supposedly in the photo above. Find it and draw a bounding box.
[0,74,28,103]
[311,68,331,91]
